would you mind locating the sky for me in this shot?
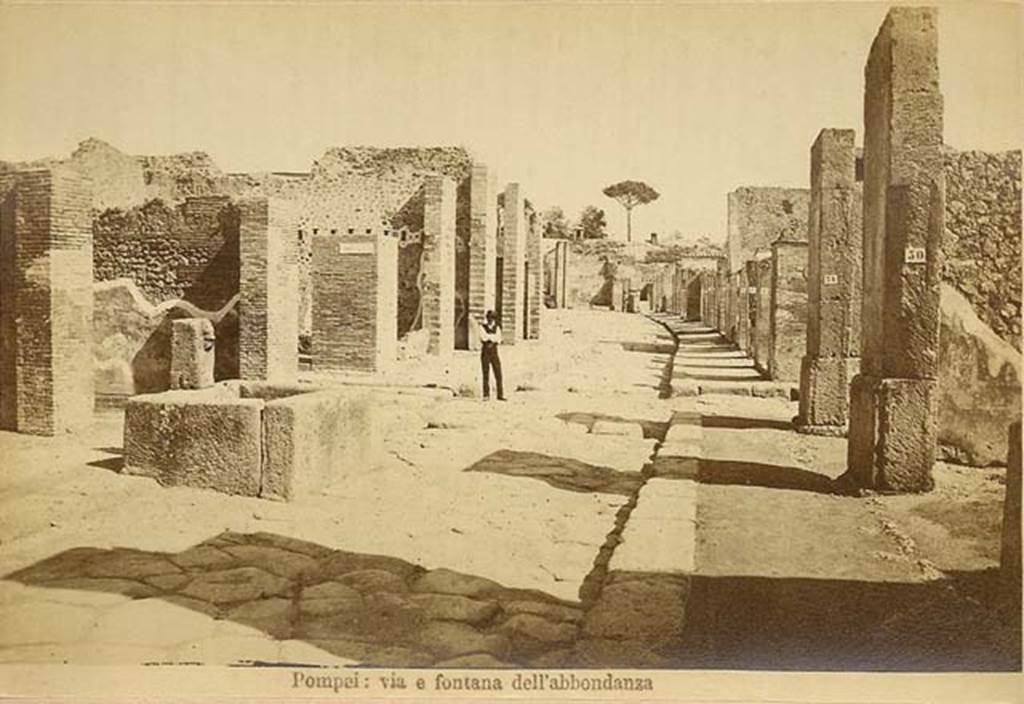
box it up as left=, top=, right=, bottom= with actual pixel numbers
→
left=0, top=1, right=1020, bottom=243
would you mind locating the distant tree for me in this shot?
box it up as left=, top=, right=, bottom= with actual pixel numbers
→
left=602, top=180, right=660, bottom=243
left=577, top=206, right=608, bottom=239
left=540, top=206, right=570, bottom=239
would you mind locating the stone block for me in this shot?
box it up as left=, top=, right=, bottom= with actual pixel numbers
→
left=796, top=355, right=859, bottom=432
left=170, top=318, right=215, bottom=390
left=847, top=375, right=937, bottom=493
left=261, top=386, right=378, bottom=500
left=123, top=386, right=263, bottom=496
left=1002, top=421, right=1021, bottom=584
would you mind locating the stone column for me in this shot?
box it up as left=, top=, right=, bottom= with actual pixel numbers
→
left=847, top=7, right=944, bottom=492
left=797, top=129, right=863, bottom=435
left=769, top=240, right=808, bottom=382
left=312, top=233, right=398, bottom=373
left=239, top=197, right=298, bottom=382
left=500, top=183, right=526, bottom=344
left=467, top=164, right=497, bottom=350
left=0, top=168, right=93, bottom=436
left=170, top=318, right=215, bottom=390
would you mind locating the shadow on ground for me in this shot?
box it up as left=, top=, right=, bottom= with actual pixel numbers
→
left=701, top=415, right=793, bottom=431
left=673, top=568, right=1022, bottom=671
left=698, top=459, right=837, bottom=495
left=4, top=531, right=585, bottom=668
left=465, top=450, right=644, bottom=496
left=555, top=412, right=669, bottom=442
left=87, top=446, right=125, bottom=473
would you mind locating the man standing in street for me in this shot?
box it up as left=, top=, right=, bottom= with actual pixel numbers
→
left=478, top=310, right=506, bottom=401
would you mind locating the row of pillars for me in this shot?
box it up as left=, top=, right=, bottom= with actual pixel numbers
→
left=0, top=165, right=544, bottom=434
left=700, top=7, right=961, bottom=494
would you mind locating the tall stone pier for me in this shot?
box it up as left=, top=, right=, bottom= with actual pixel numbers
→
left=796, top=129, right=863, bottom=434
left=239, top=197, right=299, bottom=382
left=0, top=168, right=94, bottom=436
left=847, top=7, right=945, bottom=492
left=768, top=240, right=808, bottom=382
left=499, top=183, right=526, bottom=344
left=422, top=176, right=456, bottom=355
left=466, top=164, right=497, bottom=350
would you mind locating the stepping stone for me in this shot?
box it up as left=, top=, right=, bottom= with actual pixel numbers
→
left=409, top=593, right=499, bottom=625
left=411, top=569, right=501, bottom=598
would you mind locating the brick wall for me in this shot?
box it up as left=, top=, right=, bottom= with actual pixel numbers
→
left=312, top=233, right=396, bottom=372
left=500, top=184, right=526, bottom=343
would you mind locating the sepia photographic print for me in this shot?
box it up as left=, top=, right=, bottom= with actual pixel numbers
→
left=0, top=1, right=1021, bottom=702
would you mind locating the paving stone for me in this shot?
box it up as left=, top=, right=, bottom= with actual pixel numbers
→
left=295, top=591, right=425, bottom=643
left=42, top=577, right=160, bottom=600
left=169, top=545, right=238, bottom=571
left=410, top=568, right=502, bottom=598
left=143, top=573, right=191, bottom=592
left=179, top=567, right=292, bottom=604
left=416, top=621, right=509, bottom=660
left=307, top=551, right=422, bottom=583
left=298, top=583, right=364, bottom=617
left=500, top=600, right=583, bottom=623
left=243, top=531, right=336, bottom=559
left=409, top=593, right=499, bottom=625
left=226, top=597, right=295, bottom=639
left=337, top=568, right=409, bottom=593
left=82, top=550, right=181, bottom=579
left=434, top=653, right=513, bottom=668
left=222, top=545, right=318, bottom=580
left=498, top=613, right=577, bottom=657
left=305, top=637, right=374, bottom=662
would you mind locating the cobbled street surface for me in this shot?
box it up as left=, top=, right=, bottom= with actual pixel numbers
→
left=0, top=309, right=1017, bottom=669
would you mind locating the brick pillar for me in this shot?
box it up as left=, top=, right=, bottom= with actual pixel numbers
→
left=312, top=233, right=398, bottom=373
left=0, top=168, right=93, bottom=436
left=847, top=7, right=944, bottom=492
left=500, top=183, right=526, bottom=344
left=769, top=241, right=808, bottom=382
left=797, top=129, right=863, bottom=435
left=467, top=164, right=497, bottom=350
left=422, top=176, right=456, bottom=355
left=170, top=318, right=215, bottom=389
left=239, top=197, right=298, bottom=382
left=526, top=206, right=541, bottom=338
